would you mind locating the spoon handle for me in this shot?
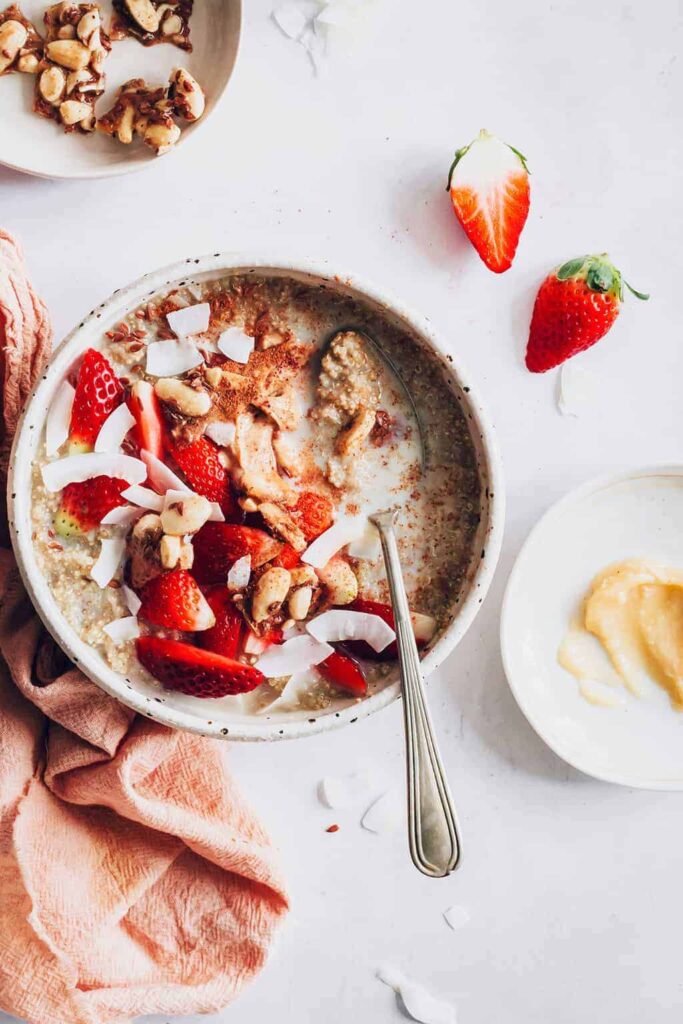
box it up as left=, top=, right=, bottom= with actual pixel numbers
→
left=371, top=511, right=461, bottom=877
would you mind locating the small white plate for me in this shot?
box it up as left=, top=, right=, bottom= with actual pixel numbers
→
left=501, top=466, right=683, bottom=789
left=0, top=0, right=241, bottom=179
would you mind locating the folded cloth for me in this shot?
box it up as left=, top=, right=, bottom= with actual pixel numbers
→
left=0, top=232, right=289, bottom=1024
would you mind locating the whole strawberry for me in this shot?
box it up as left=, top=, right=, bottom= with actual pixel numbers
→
left=526, top=254, right=648, bottom=373
left=447, top=129, right=530, bottom=274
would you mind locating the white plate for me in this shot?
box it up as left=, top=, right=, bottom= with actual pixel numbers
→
left=0, top=0, right=241, bottom=179
left=501, top=466, right=683, bottom=789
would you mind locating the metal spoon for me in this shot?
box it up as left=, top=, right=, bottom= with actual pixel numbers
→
left=371, top=509, right=461, bottom=877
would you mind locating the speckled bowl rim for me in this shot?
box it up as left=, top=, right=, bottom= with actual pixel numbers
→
left=8, top=253, right=505, bottom=741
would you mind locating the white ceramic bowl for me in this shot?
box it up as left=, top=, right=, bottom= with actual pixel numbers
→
left=9, top=254, right=504, bottom=740
left=501, top=466, right=683, bottom=789
left=0, top=0, right=241, bottom=180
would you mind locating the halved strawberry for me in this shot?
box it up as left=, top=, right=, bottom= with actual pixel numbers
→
left=447, top=129, right=530, bottom=274
left=54, top=476, right=128, bottom=538
left=170, top=436, right=237, bottom=518
left=136, top=636, right=265, bottom=697
left=138, top=569, right=216, bottom=632
left=128, top=381, right=164, bottom=460
left=198, top=587, right=244, bottom=659
left=344, top=599, right=431, bottom=662
left=319, top=650, right=367, bottom=697
left=68, top=348, right=123, bottom=453
left=273, top=543, right=301, bottom=570
left=192, top=522, right=282, bottom=584
left=291, top=491, right=335, bottom=542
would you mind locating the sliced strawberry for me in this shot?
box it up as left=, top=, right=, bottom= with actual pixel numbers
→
left=447, top=129, right=530, bottom=274
left=128, top=380, right=165, bottom=460
left=273, top=543, right=301, bottom=569
left=291, top=491, right=335, bottom=542
left=136, top=636, right=265, bottom=698
left=139, top=569, right=216, bottom=632
left=68, top=348, right=123, bottom=453
left=319, top=650, right=367, bottom=697
left=198, top=587, right=244, bottom=659
left=170, top=436, right=238, bottom=518
left=54, top=476, right=128, bottom=538
left=344, top=599, right=429, bottom=662
left=192, top=522, right=282, bottom=584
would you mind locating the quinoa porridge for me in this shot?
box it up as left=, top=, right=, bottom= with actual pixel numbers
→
left=30, top=272, right=483, bottom=713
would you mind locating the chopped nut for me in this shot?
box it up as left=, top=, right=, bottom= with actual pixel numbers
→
left=252, top=567, right=292, bottom=623
left=161, top=494, right=212, bottom=536
left=0, top=20, right=27, bottom=74
left=123, top=0, right=161, bottom=32
left=205, top=366, right=224, bottom=388
left=154, top=377, right=211, bottom=418
left=45, top=39, right=91, bottom=70
left=169, top=66, right=205, bottom=122
left=317, top=558, right=358, bottom=606
left=290, top=565, right=318, bottom=588
left=59, top=98, right=92, bottom=126
left=39, top=65, right=66, bottom=105
left=289, top=585, right=312, bottom=621
left=159, top=533, right=181, bottom=569
left=143, top=118, right=181, bottom=154
left=17, top=52, right=40, bottom=73
left=178, top=541, right=194, bottom=570
left=162, top=13, right=182, bottom=35
left=133, top=513, right=163, bottom=540
left=239, top=496, right=259, bottom=513
left=57, top=23, right=76, bottom=39
left=77, top=9, right=100, bottom=44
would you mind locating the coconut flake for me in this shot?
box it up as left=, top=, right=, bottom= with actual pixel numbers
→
left=217, top=327, right=254, bottom=364
left=361, top=789, right=403, bottom=834
left=256, top=668, right=321, bottom=714
left=243, top=632, right=269, bottom=657
left=301, top=515, right=366, bottom=568
left=272, top=1, right=309, bottom=38
left=166, top=302, right=211, bottom=338
left=443, top=905, right=470, bottom=931
left=103, top=616, right=140, bottom=644
left=347, top=520, right=381, bottom=561
left=318, top=771, right=375, bottom=809
left=141, top=450, right=191, bottom=495
left=307, top=609, right=395, bottom=652
left=411, top=611, right=437, bottom=643
left=228, top=554, right=252, bottom=592
left=205, top=420, right=236, bottom=448
left=557, top=358, right=600, bottom=417
left=41, top=453, right=146, bottom=493
left=100, top=504, right=144, bottom=527
left=146, top=338, right=204, bottom=377
left=376, top=965, right=456, bottom=1024
left=122, top=585, right=142, bottom=615
left=45, top=381, right=75, bottom=458
left=94, top=403, right=136, bottom=454
left=120, top=484, right=165, bottom=512
left=90, top=536, right=126, bottom=589
left=256, top=635, right=333, bottom=677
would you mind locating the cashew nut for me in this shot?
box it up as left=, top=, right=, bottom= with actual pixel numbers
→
left=317, top=558, right=358, bottom=606
left=143, top=120, right=181, bottom=154
left=46, top=39, right=91, bottom=70
left=288, top=585, right=313, bottom=621
left=0, top=21, right=27, bottom=73
left=170, top=67, right=206, bottom=122
left=252, top=568, right=291, bottom=623
left=159, top=534, right=181, bottom=569
left=124, top=0, right=161, bottom=32
left=60, top=99, right=93, bottom=126
left=154, top=377, right=211, bottom=418
left=39, top=65, right=66, bottom=105
left=161, top=494, right=212, bottom=537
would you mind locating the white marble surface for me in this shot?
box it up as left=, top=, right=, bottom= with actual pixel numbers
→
left=1, top=0, right=682, bottom=1021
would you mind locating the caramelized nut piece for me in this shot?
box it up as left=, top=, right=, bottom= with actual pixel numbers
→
left=161, top=494, right=212, bottom=536
left=154, top=377, right=211, bottom=417
left=124, top=0, right=161, bottom=32
left=205, top=366, right=223, bottom=388
left=317, top=558, right=358, bottom=605
left=39, top=65, right=66, bottom=105
left=162, top=13, right=182, bottom=35
left=159, top=533, right=181, bottom=569
left=57, top=23, right=76, bottom=39
left=77, top=9, right=100, bottom=44
left=45, top=39, right=91, bottom=70
left=17, top=52, right=40, bottom=74
left=170, top=66, right=205, bottom=122
left=252, top=568, right=292, bottom=623
left=143, top=119, right=181, bottom=154
left=60, top=99, right=93, bottom=126
left=289, top=586, right=313, bottom=621
left=0, top=21, right=27, bottom=74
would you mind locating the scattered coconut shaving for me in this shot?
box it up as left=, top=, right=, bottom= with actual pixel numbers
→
left=256, top=669, right=322, bottom=714
left=90, top=536, right=127, bottom=589
left=443, top=905, right=470, bottom=931
left=243, top=632, right=269, bottom=657
left=146, top=338, right=204, bottom=377
left=100, top=504, right=144, bottom=527
left=205, top=420, right=236, bottom=448
left=94, top=403, right=136, bottom=453
left=318, top=770, right=375, bottom=809
left=41, top=453, right=146, bottom=493
left=557, top=358, right=600, bottom=417
left=141, top=450, right=191, bottom=495
left=272, top=0, right=370, bottom=73
left=166, top=302, right=211, bottom=338
left=376, top=965, right=456, bottom=1024
left=228, top=554, right=252, bottom=592
left=256, top=634, right=333, bottom=677
left=307, top=608, right=395, bottom=651
left=217, top=327, right=254, bottom=364
left=45, top=381, right=75, bottom=458
left=347, top=520, right=381, bottom=561
left=122, top=584, right=142, bottom=615
left=361, top=789, right=402, bottom=834
left=121, top=484, right=165, bottom=512
left=301, top=515, right=366, bottom=568
left=103, top=616, right=140, bottom=644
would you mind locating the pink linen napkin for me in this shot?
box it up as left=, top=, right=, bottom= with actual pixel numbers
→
left=0, top=230, right=289, bottom=1024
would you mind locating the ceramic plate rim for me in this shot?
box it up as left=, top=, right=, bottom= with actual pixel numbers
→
left=500, top=463, right=683, bottom=790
